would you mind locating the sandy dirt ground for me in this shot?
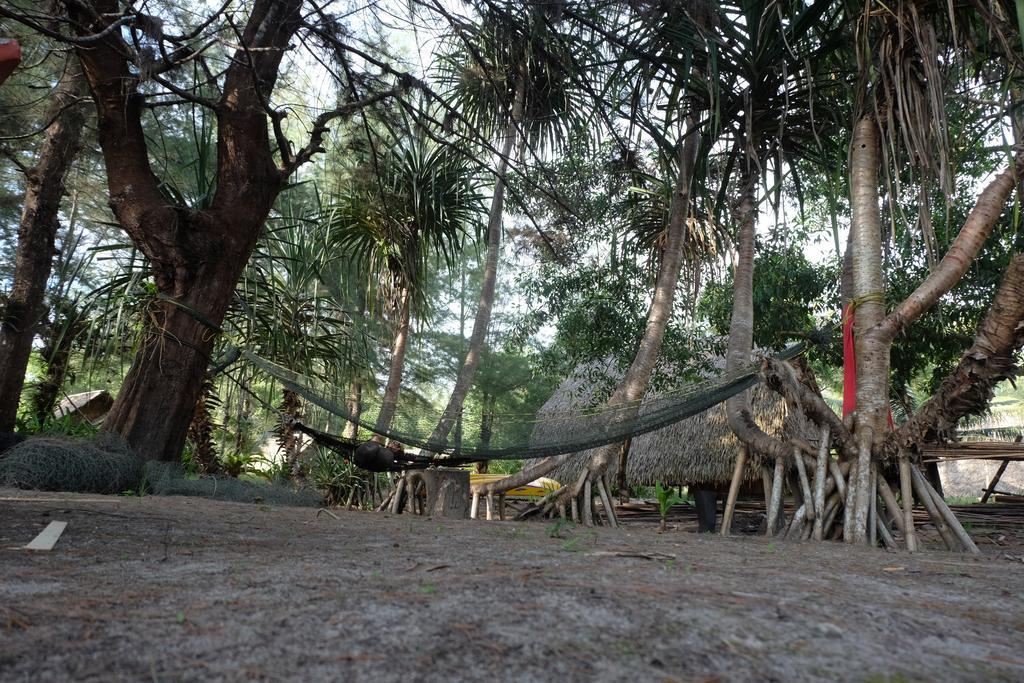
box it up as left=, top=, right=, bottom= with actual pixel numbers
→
left=2, top=488, right=1023, bottom=682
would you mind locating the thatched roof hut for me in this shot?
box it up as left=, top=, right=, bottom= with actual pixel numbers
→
left=533, top=354, right=809, bottom=488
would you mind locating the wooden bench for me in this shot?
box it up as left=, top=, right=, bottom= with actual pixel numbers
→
left=469, top=474, right=560, bottom=520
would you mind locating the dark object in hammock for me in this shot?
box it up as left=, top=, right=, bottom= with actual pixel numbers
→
left=289, top=419, right=476, bottom=472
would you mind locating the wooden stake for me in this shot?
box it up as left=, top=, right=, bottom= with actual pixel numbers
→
left=499, top=494, right=506, bottom=521
left=898, top=452, right=919, bottom=552
left=721, top=445, right=748, bottom=537
left=813, top=426, right=829, bottom=540
left=980, top=459, right=1010, bottom=503
left=470, top=492, right=480, bottom=520
left=486, top=492, right=494, bottom=521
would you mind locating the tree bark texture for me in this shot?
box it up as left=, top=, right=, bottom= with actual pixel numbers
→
left=373, top=287, right=412, bottom=440
left=0, top=57, right=87, bottom=431
left=889, top=253, right=1024, bottom=454
left=423, top=74, right=527, bottom=453
left=724, top=167, right=790, bottom=460
left=579, top=124, right=701, bottom=482
left=68, top=0, right=305, bottom=460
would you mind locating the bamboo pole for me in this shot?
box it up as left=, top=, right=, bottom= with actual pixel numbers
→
left=721, top=445, right=748, bottom=536
left=813, top=427, right=829, bottom=540
left=898, top=452, right=919, bottom=552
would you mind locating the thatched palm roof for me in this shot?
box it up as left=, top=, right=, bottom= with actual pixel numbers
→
left=533, top=354, right=807, bottom=487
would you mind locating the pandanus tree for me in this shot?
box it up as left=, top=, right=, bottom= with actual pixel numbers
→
left=835, top=2, right=1024, bottom=546
left=474, top=0, right=723, bottom=521
left=327, top=123, right=483, bottom=439
left=0, top=0, right=415, bottom=460
left=718, top=0, right=1024, bottom=547
left=421, top=0, right=593, bottom=454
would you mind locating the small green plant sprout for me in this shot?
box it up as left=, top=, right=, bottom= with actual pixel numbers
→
left=655, top=482, right=686, bottom=532
left=548, top=517, right=575, bottom=538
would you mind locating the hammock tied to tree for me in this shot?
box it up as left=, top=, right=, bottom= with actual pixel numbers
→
left=238, top=341, right=810, bottom=472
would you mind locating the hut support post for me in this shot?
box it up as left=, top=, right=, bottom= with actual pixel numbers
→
left=470, top=492, right=480, bottom=519
left=761, top=466, right=773, bottom=513
left=721, top=445, right=748, bottom=537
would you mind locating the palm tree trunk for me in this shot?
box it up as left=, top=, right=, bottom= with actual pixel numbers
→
left=422, top=74, right=527, bottom=452
left=0, top=58, right=86, bottom=431
left=848, top=117, right=887, bottom=542
left=343, top=379, right=363, bottom=440
left=373, top=287, right=412, bottom=440
left=580, top=128, right=700, bottom=480
left=724, top=162, right=791, bottom=460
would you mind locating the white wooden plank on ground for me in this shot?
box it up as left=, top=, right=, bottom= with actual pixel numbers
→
left=24, top=521, right=67, bottom=550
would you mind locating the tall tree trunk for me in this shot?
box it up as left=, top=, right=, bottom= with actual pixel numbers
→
left=724, top=162, right=790, bottom=460
left=68, top=0, right=305, bottom=461
left=422, top=74, right=527, bottom=452
left=848, top=117, right=887, bottom=542
left=576, top=125, right=700, bottom=488
left=344, top=379, right=363, bottom=440
left=373, top=287, right=412, bottom=440
left=104, top=251, right=258, bottom=460
left=0, top=57, right=86, bottom=431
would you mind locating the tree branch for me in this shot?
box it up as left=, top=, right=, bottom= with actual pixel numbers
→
left=870, top=152, right=1024, bottom=344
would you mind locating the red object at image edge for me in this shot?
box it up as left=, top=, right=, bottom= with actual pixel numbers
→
left=0, top=39, right=22, bottom=86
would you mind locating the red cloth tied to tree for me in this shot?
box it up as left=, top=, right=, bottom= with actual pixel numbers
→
left=0, top=39, right=20, bottom=86
left=842, top=303, right=894, bottom=427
